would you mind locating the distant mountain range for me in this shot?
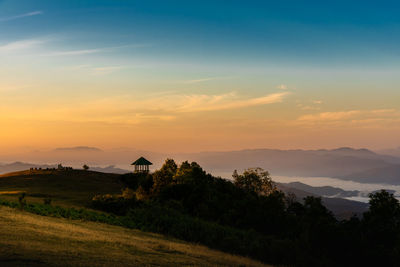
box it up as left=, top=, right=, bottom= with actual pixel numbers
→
left=1, top=146, right=400, bottom=184
left=53, top=146, right=103, bottom=152
left=176, top=147, right=400, bottom=184
left=2, top=148, right=397, bottom=218
left=340, top=165, right=400, bottom=184
left=376, top=147, right=400, bottom=158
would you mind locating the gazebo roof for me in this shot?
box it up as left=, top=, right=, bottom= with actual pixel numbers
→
left=131, top=157, right=153, bottom=166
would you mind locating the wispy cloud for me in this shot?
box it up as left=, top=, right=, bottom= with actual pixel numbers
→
left=277, top=84, right=288, bottom=90
left=61, top=64, right=125, bottom=75
left=296, top=99, right=323, bottom=111
left=91, top=66, right=125, bottom=75
left=0, top=38, right=149, bottom=60
left=0, top=39, right=44, bottom=52
left=43, top=91, right=290, bottom=124
left=74, top=91, right=290, bottom=114
left=0, top=11, right=43, bottom=22
left=298, top=110, right=361, bottom=121
left=178, top=77, right=231, bottom=84
left=296, top=109, right=400, bottom=127
left=43, top=44, right=150, bottom=57
left=43, top=49, right=102, bottom=57
left=61, top=64, right=92, bottom=71
left=297, top=105, right=321, bottom=111
left=164, top=91, right=290, bottom=112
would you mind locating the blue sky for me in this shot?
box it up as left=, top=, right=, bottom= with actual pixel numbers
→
left=0, top=0, right=399, bottom=152
left=2, top=0, right=400, bottom=66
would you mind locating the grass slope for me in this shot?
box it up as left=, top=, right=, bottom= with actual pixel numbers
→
left=0, top=170, right=122, bottom=207
left=0, top=206, right=267, bottom=267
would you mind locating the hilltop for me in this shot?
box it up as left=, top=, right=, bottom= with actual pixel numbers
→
left=0, top=162, right=128, bottom=175
left=0, top=169, right=122, bottom=206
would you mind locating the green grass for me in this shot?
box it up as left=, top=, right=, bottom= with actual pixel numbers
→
left=0, top=170, right=273, bottom=266
left=0, top=205, right=268, bottom=267
left=0, top=169, right=122, bottom=207
left=0, top=198, right=284, bottom=264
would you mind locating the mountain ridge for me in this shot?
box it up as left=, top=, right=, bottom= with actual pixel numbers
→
left=1, top=147, right=400, bottom=184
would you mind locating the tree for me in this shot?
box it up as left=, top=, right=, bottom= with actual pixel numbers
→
left=363, top=190, right=400, bottom=248
left=367, top=190, right=400, bottom=222
left=83, top=164, right=89, bottom=171
left=232, top=168, right=276, bottom=195
left=152, top=159, right=177, bottom=192
left=174, top=161, right=207, bottom=184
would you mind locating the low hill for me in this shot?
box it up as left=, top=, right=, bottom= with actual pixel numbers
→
left=0, top=169, right=122, bottom=206
left=0, top=206, right=266, bottom=267
left=281, top=181, right=360, bottom=197
left=0, top=162, right=56, bottom=175
left=276, top=183, right=369, bottom=219
left=0, top=162, right=129, bottom=175
left=0, top=169, right=369, bottom=218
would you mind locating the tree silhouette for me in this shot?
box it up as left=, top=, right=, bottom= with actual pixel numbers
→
left=152, top=159, right=177, bottom=192
left=232, top=168, right=276, bottom=195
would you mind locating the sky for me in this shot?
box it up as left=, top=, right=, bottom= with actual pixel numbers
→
left=0, top=0, right=399, bottom=153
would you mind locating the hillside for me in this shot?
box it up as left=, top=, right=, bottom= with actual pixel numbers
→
left=0, top=168, right=370, bottom=218
left=276, top=182, right=368, bottom=218
left=0, top=162, right=128, bottom=175
left=0, top=170, right=122, bottom=206
left=0, top=206, right=266, bottom=267
left=0, top=164, right=395, bottom=266
left=0, top=162, right=56, bottom=175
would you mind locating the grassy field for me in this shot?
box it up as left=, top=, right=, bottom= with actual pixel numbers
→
left=0, top=206, right=268, bottom=267
left=0, top=170, right=272, bottom=266
left=0, top=169, right=122, bottom=207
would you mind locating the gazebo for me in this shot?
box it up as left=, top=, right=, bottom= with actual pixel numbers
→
left=131, top=157, right=152, bottom=173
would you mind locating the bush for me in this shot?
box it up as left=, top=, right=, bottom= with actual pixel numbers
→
left=18, top=192, right=27, bottom=210
left=91, top=194, right=137, bottom=215
left=43, top=198, right=52, bottom=205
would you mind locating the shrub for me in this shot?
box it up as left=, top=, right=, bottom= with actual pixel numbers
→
left=43, top=198, right=52, bottom=205
left=18, top=192, right=27, bottom=210
left=91, top=194, right=136, bottom=215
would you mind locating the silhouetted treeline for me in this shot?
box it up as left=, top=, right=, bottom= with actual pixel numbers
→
left=92, top=159, right=400, bottom=266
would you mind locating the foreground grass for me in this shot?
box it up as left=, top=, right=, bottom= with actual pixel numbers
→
left=0, top=198, right=282, bottom=265
left=0, top=206, right=268, bottom=267
left=0, top=170, right=280, bottom=265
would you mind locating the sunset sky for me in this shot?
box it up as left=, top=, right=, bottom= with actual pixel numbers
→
left=0, top=0, right=399, bottom=153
